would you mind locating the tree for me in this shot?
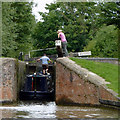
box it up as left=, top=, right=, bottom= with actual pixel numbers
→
left=84, top=25, right=118, bottom=58
left=12, top=2, right=36, bottom=57
left=2, top=2, right=17, bottom=57
left=97, top=2, right=120, bottom=29
left=32, top=2, right=119, bottom=57
left=32, top=2, right=98, bottom=54
left=2, top=2, right=36, bottom=58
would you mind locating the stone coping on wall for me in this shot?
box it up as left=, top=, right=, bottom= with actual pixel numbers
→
left=0, top=57, right=25, bottom=65
left=56, top=57, right=119, bottom=101
left=0, top=57, right=15, bottom=63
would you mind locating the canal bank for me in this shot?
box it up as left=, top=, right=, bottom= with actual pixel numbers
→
left=56, top=57, right=120, bottom=107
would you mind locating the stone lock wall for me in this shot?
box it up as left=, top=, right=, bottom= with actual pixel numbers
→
left=56, top=58, right=118, bottom=106
left=0, top=58, right=26, bottom=102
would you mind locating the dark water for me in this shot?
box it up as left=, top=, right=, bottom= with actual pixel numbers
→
left=0, top=101, right=119, bottom=119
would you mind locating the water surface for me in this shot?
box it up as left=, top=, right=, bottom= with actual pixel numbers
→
left=0, top=101, right=119, bottom=118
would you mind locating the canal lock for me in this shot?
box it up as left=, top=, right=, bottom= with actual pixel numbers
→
left=19, top=61, right=56, bottom=101
left=1, top=58, right=120, bottom=119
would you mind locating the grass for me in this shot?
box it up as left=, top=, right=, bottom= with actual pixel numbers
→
left=70, top=57, right=118, bottom=94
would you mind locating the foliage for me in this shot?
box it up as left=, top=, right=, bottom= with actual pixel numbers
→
left=32, top=2, right=99, bottom=55
left=2, top=3, right=17, bottom=57
left=2, top=2, right=119, bottom=58
left=70, top=57, right=118, bottom=94
left=2, top=2, right=36, bottom=58
left=32, top=2, right=119, bottom=58
left=84, top=25, right=118, bottom=58
left=98, top=2, right=120, bottom=29
left=12, top=2, right=36, bottom=56
left=84, top=2, right=119, bottom=58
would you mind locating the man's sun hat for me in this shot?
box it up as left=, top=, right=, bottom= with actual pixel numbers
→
left=57, top=29, right=62, bottom=33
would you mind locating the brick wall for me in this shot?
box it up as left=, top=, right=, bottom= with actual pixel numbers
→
left=56, top=58, right=118, bottom=106
left=0, top=58, right=26, bottom=102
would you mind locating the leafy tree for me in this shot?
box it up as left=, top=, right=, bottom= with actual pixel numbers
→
left=2, top=2, right=17, bottom=57
left=32, top=2, right=99, bottom=55
left=84, top=25, right=118, bottom=58
left=2, top=2, right=36, bottom=58
left=12, top=2, right=36, bottom=57
left=97, top=2, right=120, bottom=29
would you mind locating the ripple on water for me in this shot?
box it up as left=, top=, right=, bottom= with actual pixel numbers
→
left=0, top=101, right=119, bottom=118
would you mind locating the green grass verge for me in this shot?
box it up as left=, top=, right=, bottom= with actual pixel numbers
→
left=70, top=57, right=118, bottom=94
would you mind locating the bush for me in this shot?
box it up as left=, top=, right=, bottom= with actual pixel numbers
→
left=84, top=25, right=118, bottom=58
